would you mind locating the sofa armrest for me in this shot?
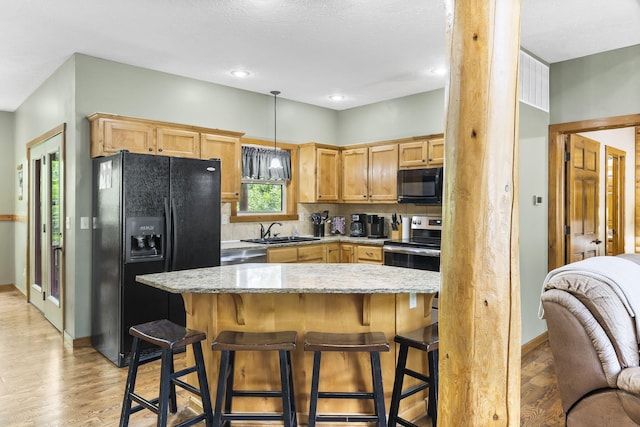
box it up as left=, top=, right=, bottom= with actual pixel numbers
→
left=618, top=367, right=640, bottom=394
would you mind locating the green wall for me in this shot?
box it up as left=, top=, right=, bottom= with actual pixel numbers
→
left=0, top=111, right=15, bottom=285
left=550, top=44, right=640, bottom=124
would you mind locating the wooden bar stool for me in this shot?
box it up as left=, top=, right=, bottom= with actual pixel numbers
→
left=211, top=330, right=298, bottom=427
left=304, top=331, right=390, bottom=427
left=387, top=323, right=439, bottom=427
left=119, top=319, right=213, bottom=427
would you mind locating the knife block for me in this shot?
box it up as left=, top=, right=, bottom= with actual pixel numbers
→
left=391, top=224, right=402, bottom=240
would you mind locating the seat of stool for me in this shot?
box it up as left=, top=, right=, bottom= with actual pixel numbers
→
left=129, top=319, right=205, bottom=350
left=212, top=330, right=297, bottom=351
left=394, top=323, right=439, bottom=352
left=304, top=331, right=390, bottom=353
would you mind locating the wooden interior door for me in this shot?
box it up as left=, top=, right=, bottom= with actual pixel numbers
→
left=605, top=146, right=626, bottom=255
left=566, top=134, right=601, bottom=262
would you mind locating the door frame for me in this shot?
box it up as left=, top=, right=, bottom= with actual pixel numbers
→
left=605, top=145, right=626, bottom=255
left=548, top=114, right=640, bottom=270
left=26, top=123, right=67, bottom=333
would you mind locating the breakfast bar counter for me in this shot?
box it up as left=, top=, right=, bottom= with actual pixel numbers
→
left=137, top=263, right=440, bottom=423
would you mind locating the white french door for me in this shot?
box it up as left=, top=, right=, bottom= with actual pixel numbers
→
left=29, top=133, right=64, bottom=331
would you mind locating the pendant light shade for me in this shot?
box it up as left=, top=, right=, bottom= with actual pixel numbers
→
left=269, top=90, right=283, bottom=169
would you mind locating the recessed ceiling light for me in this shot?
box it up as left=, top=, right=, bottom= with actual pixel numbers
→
left=329, top=95, right=345, bottom=101
left=430, top=67, right=447, bottom=75
left=230, top=70, right=251, bottom=78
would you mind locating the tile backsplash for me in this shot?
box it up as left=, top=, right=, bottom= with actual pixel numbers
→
left=220, top=202, right=441, bottom=241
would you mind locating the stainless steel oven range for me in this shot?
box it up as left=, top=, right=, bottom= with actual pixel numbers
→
left=383, top=215, right=442, bottom=272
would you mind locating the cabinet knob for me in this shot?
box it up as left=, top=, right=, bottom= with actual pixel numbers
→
left=158, top=148, right=163, bottom=152
left=235, top=192, right=239, bottom=196
left=148, top=147, right=153, bottom=152
left=363, top=195, right=366, bottom=198
left=422, top=159, right=426, bottom=162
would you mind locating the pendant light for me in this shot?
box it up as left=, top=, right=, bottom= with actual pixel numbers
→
left=269, top=90, right=283, bottom=169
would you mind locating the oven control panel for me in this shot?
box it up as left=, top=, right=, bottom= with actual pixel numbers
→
left=411, top=216, right=442, bottom=230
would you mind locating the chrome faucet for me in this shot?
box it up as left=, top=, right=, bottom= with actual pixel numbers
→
left=260, top=222, right=283, bottom=239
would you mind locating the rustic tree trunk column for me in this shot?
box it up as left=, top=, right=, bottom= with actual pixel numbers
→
left=439, top=0, right=522, bottom=425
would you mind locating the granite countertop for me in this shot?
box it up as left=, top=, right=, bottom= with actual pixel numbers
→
left=137, top=263, right=440, bottom=294
left=221, top=235, right=388, bottom=251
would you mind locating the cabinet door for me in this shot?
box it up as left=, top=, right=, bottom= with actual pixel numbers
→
left=368, top=144, right=398, bottom=202
left=316, top=148, right=340, bottom=202
left=298, top=245, right=325, bottom=263
left=103, top=119, right=155, bottom=155
left=156, top=127, right=200, bottom=158
left=356, top=245, right=383, bottom=264
left=268, top=247, right=298, bottom=263
left=398, top=140, right=428, bottom=169
left=427, top=137, right=445, bottom=166
left=325, top=243, right=340, bottom=263
left=340, top=244, right=355, bottom=263
left=201, top=133, right=241, bottom=202
left=341, top=148, right=368, bottom=202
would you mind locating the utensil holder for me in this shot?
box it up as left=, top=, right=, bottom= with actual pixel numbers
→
left=313, top=223, right=325, bottom=237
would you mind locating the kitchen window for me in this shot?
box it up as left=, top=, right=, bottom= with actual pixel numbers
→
left=231, top=139, right=298, bottom=222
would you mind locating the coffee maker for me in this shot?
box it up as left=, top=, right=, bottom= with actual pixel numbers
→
left=350, top=213, right=367, bottom=237
left=368, top=215, right=386, bottom=239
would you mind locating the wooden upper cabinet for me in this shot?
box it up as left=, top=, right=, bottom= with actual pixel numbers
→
left=341, top=144, right=397, bottom=203
left=341, top=147, right=369, bottom=202
left=368, top=144, right=398, bottom=202
left=299, top=143, right=340, bottom=202
left=200, top=133, right=242, bottom=202
left=91, top=116, right=155, bottom=157
left=89, top=114, right=244, bottom=200
left=156, top=127, right=200, bottom=158
left=398, top=135, right=445, bottom=169
left=427, top=137, right=445, bottom=166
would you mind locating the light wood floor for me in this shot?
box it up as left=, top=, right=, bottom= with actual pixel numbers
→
left=0, top=287, right=564, bottom=426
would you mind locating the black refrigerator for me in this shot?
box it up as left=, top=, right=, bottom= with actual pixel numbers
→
left=91, top=152, right=221, bottom=367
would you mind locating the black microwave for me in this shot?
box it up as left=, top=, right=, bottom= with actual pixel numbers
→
left=397, top=167, right=443, bottom=205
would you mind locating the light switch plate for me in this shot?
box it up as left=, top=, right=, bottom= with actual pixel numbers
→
left=80, top=217, right=90, bottom=229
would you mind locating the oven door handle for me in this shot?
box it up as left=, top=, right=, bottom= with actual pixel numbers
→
left=383, top=245, right=441, bottom=257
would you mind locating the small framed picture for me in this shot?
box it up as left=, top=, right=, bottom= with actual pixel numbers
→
left=17, top=164, right=23, bottom=200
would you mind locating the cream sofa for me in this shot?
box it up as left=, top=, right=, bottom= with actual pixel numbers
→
left=540, top=254, right=640, bottom=426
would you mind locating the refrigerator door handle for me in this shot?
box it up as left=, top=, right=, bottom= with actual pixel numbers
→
left=164, top=197, right=172, bottom=272
left=171, top=198, right=179, bottom=272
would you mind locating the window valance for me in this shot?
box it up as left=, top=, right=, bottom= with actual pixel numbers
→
left=241, top=146, right=291, bottom=181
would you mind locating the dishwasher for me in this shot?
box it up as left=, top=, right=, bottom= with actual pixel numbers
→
left=221, top=247, right=268, bottom=265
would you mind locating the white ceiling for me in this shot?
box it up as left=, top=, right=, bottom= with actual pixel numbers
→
left=1, top=0, right=639, bottom=112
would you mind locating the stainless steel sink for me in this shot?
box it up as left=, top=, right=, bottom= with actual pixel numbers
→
left=240, top=236, right=321, bottom=244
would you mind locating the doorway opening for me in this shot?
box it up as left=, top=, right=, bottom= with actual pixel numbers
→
left=548, top=114, right=640, bottom=270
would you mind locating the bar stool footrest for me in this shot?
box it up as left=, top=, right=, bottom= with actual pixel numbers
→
left=221, top=413, right=288, bottom=421
left=230, top=390, right=285, bottom=398
left=400, top=381, right=429, bottom=399
left=316, top=414, right=381, bottom=423
left=318, top=391, right=374, bottom=399
left=129, top=395, right=161, bottom=415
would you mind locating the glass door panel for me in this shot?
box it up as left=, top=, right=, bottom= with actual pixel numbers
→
left=28, top=134, right=64, bottom=331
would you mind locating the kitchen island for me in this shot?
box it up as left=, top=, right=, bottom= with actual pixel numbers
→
left=137, top=263, right=440, bottom=423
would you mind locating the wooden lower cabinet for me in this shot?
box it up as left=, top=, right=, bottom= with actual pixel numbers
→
left=325, top=243, right=340, bottom=263
left=340, top=243, right=355, bottom=263
left=340, top=243, right=383, bottom=264
left=268, top=244, right=325, bottom=263
left=267, top=242, right=382, bottom=264
left=356, top=245, right=383, bottom=264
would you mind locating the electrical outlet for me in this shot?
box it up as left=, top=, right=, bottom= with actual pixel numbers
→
left=409, top=293, right=417, bottom=309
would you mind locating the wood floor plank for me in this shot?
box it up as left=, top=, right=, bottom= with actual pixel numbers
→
left=0, top=288, right=564, bottom=426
